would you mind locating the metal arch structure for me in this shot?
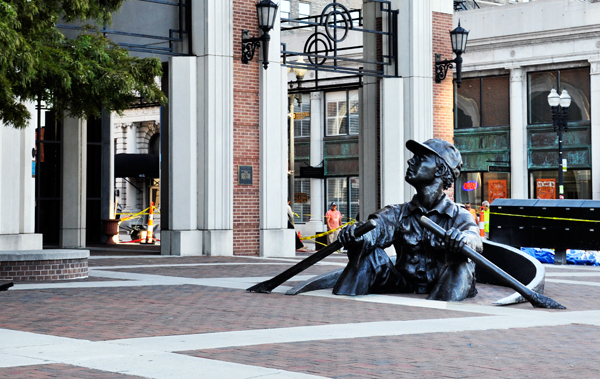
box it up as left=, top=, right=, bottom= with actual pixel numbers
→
left=58, top=0, right=191, bottom=57
left=281, top=0, right=400, bottom=79
left=454, top=0, right=480, bottom=11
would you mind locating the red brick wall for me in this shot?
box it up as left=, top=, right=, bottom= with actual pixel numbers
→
left=0, top=259, right=88, bottom=281
left=432, top=12, right=454, bottom=144
left=432, top=12, right=456, bottom=200
left=233, top=0, right=261, bottom=255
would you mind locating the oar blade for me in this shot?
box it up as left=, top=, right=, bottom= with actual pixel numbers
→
left=246, top=281, right=274, bottom=294
left=529, top=292, right=566, bottom=309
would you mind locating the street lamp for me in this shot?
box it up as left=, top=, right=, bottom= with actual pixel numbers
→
left=288, top=57, right=308, bottom=213
left=435, top=21, right=469, bottom=88
left=241, top=0, right=279, bottom=69
left=547, top=88, right=571, bottom=199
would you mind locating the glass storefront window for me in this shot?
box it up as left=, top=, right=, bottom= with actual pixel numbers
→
left=482, top=76, right=510, bottom=127
left=456, top=172, right=511, bottom=208
left=559, top=68, right=591, bottom=123
left=456, top=172, right=482, bottom=205
left=293, top=178, right=311, bottom=223
left=326, top=177, right=348, bottom=222
left=325, top=90, right=359, bottom=136
left=326, top=176, right=359, bottom=223
left=456, top=76, right=509, bottom=129
left=528, top=68, right=590, bottom=125
left=529, top=170, right=591, bottom=199
left=528, top=71, right=556, bottom=125
left=293, top=94, right=310, bottom=137
left=456, top=78, right=481, bottom=129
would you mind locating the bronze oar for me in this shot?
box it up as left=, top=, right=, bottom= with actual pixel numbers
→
left=419, top=215, right=565, bottom=309
left=247, top=220, right=376, bottom=293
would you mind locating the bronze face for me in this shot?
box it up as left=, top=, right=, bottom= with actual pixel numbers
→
left=405, top=153, right=437, bottom=186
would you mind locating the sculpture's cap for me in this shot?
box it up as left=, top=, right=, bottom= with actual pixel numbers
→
left=406, top=139, right=463, bottom=180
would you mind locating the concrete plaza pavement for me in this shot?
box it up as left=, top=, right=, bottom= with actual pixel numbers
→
left=1, top=250, right=600, bottom=378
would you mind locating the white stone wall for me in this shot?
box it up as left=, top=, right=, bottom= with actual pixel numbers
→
left=458, top=0, right=600, bottom=199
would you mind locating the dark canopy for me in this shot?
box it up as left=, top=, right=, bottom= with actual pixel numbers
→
left=114, top=154, right=159, bottom=178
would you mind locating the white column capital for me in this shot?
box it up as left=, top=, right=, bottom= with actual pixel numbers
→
left=310, top=91, right=322, bottom=100
left=589, top=59, right=600, bottom=75
left=508, top=67, right=524, bottom=82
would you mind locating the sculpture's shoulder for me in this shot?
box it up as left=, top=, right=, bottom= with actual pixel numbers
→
left=369, top=203, right=407, bottom=224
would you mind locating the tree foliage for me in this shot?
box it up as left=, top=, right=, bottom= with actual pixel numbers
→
left=0, top=0, right=166, bottom=128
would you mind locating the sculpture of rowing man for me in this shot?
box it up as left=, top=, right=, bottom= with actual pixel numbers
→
left=334, top=139, right=483, bottom=301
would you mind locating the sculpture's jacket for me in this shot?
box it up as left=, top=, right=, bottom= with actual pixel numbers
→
left=333, top=194, right=482, bottom=297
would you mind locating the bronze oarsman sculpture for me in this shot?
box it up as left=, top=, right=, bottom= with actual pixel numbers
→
left=334, top=139, right=480, bottom=301
left=248, top=139, right=564, bottom=309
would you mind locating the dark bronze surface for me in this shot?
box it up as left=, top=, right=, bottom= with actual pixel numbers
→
left=246, top=220, right=376, bottom=294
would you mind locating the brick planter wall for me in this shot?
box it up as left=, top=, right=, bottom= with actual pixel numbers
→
left=0, top=250, right=89, bottom=281
left=0, top=258, right=88, bottom=281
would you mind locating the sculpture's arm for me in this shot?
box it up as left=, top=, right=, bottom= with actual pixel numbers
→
left=338, top=205, right=403, bottom=265
left=445, top=208, right=483, bottom=254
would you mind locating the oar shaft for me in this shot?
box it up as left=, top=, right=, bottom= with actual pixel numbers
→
left=247, top=220, right=376, bottom=293
left=419, top=216, right=535, bottom=299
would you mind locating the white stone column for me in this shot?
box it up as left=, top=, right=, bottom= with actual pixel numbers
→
left=194, top=0, right=234, bottom=256
left=359, top=1, right=381, bottom=218
left=161, top=56, right=202, bottom=256
left=590, top=60, right=600, bottom=200
left=0, top=104, right=42, bottom=250
left=307, top=91, right=324, bottom=237
left=379, top=0, right=406, bottom=208
left=380, top=77, right=405, bottom=207
left=259, top=11, right=294, bottom=257
left=61, top=116, right=87, bottom=248
left=397, top=0, right=433, bottom=200
left=19, top=122, right=36, bottom=236
left=509, top=67, right=528, bottom=199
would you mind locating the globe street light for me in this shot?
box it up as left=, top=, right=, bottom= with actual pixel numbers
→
left=547, top=88, right=571, bottom=199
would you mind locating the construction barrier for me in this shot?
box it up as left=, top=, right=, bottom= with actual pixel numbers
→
left=143, top=202, right=155, bottom=244
left=479, top=210, right=485, bottom=237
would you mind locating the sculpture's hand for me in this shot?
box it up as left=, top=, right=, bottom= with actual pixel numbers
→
left=338, top=222, right=365, bottom=265
left=338, top=221, right=367, bottom=249
left=444, top=227, right=468, bottom=253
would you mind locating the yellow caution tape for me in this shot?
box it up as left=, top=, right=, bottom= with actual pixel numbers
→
left=117, top=206, right=160, bottom=222
left=300, top=220, right=356, bottom=241
left=490, top=211, right=600, bottom=223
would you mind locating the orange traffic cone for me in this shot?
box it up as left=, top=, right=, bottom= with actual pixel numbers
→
left=145, top=202, right=155, bottom=244
left=479, top=210, right=485, bottom=237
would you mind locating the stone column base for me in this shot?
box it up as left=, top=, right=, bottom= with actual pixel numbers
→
left=0, top=234, right=43, bottom=251
left=160, top=230, right=233, bottom=256
left=203, top=230, right=233, bottom=256
left=160, top=230, right=203, bottom=256
left=260, top=229, right=295, bottom=257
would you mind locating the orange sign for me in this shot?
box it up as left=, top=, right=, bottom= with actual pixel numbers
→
left=536, top=179, right=556, bottom=199
left=488, top=179, right=507, bottom=204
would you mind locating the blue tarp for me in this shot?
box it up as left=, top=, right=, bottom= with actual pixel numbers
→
left=521, top=247, right=600, bottom=266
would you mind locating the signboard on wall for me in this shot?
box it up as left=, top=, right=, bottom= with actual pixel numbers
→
left=488, top=179, right=507, bottom=204
left=536, top=178, right=556, bottom=199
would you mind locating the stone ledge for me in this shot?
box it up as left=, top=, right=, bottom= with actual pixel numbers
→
left=0, top=249, right=89, bottom=262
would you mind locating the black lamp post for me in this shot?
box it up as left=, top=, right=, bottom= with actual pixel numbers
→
left=547, top=88, right=571, bottom=199
left=242, top=0, right=279, bottom=69
left=435, top=21, right=469, bottom=88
